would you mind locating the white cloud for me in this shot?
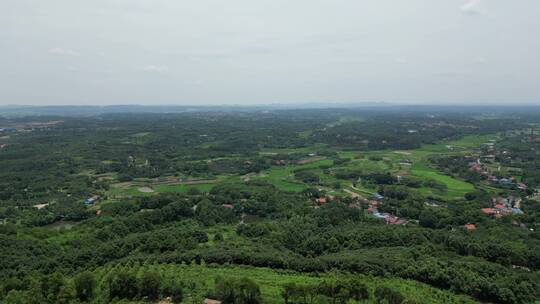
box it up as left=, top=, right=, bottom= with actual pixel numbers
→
left=141, top=65, right=169, bottom=72
left=474, top=57, right=487, bottom=64
left=460, top=0, right=482, bottom=15
left=395, top=58, right=408, bottom=64
left=48, top=47, right=80, bottom=56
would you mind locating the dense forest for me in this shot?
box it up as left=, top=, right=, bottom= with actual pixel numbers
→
left=1, top=108, right=539, bottom=304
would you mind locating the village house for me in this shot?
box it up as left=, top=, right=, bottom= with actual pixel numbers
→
left=499, top=178, right=513, bottom=186
left=84, top=195, right=100, bottom=205
left=463, top=223, right=476, bottom=231
left=316, top=197, right=327, bottom=205
left=481, top=208, right=495, bottom=215
left=367, top=203, right=406, bottom=225
left=517, top=182, right=527, bottom=190
left=373, top=212, right=406, bottom=225
left=469, top=160, right=524, bottom=189
left=512, top=208, right=524, bottom=215
left=371, top=193, right=384, bottom=201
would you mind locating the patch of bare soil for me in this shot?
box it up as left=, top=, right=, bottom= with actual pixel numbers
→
left=33, top=203, right=49, bottom=209
left=138, top=186, right=155, bottom=193
left=181, top=179, right=218, bottom=185
left=297, top=156, right=325, bottom=164
left=394, top=151, right=412, bottom=155
left=111, top=182, right=135, bottom=188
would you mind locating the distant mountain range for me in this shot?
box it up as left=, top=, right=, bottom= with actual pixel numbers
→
left=1, top=103, right=539, bottom=116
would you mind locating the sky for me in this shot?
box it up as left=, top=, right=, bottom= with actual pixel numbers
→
left=0, top=0, right=539, bottom=106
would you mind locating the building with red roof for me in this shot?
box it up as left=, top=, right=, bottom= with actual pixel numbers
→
left=495, top=204, right=505, bottom=210
left=464, top=223, right=476, bottom=231
left=481, top=208, right=495, bottom=215
left=316, top=197, right=327, bottom=205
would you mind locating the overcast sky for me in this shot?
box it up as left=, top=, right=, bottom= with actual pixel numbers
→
left=1, top=0, right=539, bottom=106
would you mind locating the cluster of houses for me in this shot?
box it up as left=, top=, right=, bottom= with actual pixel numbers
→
left=314, top=195, right=337, bottom=208
left=468, top=159, right=527, bottom=190
left=481, top=196, right=524, bottom=218
left=365, top=193, right=407, bottom=225
left=313, top=191, right=407, bottom=225
left=369, top=208, right=406, bottom=225
left=463, top=195, right=526, bottom=231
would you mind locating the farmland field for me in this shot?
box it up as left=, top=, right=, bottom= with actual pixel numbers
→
left=89, top=264, right=478, bottom=304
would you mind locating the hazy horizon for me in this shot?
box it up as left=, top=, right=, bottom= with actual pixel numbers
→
left=1, top=0, right=539, bottom=106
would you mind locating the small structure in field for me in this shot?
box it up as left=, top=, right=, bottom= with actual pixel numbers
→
left=316, top=197, right=327, bottom=205
left=33, top=203, right=49, bottom=210
left=84, top=195, right=100, bottom=205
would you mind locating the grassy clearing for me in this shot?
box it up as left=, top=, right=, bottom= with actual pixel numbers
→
left=263, top=135, right=491, bottom=198
left=334, top=137, right=485, bottom=199
left=386, top=137, right=491, bottom=199
left=153, top=183, right=215, bottom=194
left=107, top=180, right=221, bottom=197
left=326, top=116, right=365, bottom=127
left=447, top=134, right=499, bottom=148
left=262, top=159, right=333, bottom=192
left=411, top=162, right=474, bottom=198
left=259, top=144, right=327, bottom=155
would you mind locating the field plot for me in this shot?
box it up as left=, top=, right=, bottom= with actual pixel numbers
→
left=410, top=162, right=474, bottom=198
left=153, top=182, right=216, bottom=194
left=103, top=135, right=492, bottom=201
left=90, top=264, right=478, bottom=304
left=258, top=144, right=327, bottom=155
left=331, top=136, right=489, bottom=200
left=107, top=179, right=221, bottom=197
left=260, top=159, right=333, bottom=192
